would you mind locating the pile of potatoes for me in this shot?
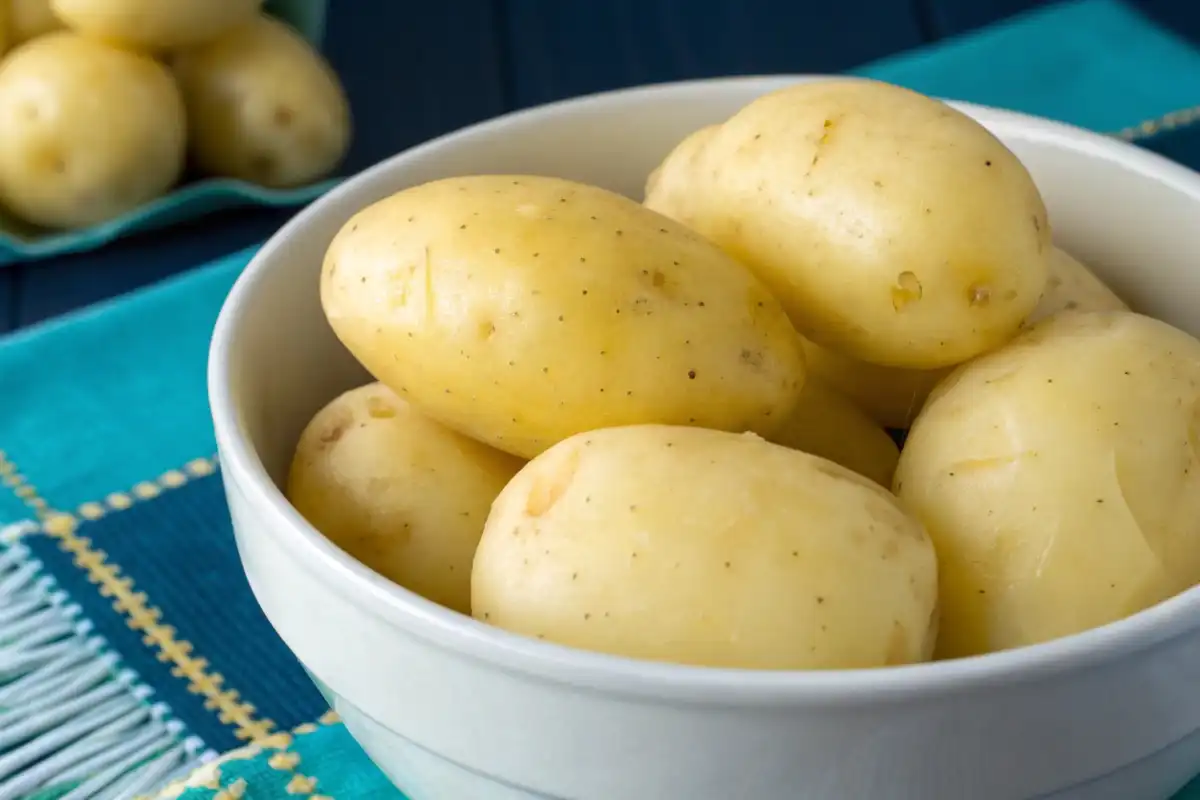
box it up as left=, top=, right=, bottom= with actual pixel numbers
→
left=288, top=78, right=1200, bottom=670
left=0, top=0, right=350, bottom=230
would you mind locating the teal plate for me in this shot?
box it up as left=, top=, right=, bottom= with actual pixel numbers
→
left=0, top=0, right=333, bottom=267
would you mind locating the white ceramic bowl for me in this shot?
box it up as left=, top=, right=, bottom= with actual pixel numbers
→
left=209, top=76, right=1200, bottom=800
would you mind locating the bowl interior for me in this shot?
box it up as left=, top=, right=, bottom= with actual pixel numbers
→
left=218, top=74, right=1200, bottom=585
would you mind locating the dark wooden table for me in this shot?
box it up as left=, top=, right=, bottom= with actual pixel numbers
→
left=2, top=0, right=1197, bottom=332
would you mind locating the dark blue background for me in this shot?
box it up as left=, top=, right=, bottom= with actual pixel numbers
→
left=3, top=0, right=1198, bottom=332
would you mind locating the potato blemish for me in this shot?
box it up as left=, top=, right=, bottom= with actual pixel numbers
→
left=891, top=271, right=922, bottom=311
left=365, top=395, right=396, bottom=419
left=968, top=283, right=992, bottom=307
left=525, top=447, right=581, bottom=517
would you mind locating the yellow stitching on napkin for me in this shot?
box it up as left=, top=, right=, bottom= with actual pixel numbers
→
left=1114, top=104, right=1200, bottom=142
left=10, top=455, right=221, bottom=537
left=0, top=449, right=55, bottom=519
left=40, top=512, right=281, bottom=743
left=69, top=456, right=220, bottom=524
left=143, top=713, right=345, bottom=800
left=263, top=725, right=328, bottom=798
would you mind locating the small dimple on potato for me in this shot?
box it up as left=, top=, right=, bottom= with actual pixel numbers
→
left=791, top=246, right=1124, bottom=429
left=322, top=175, right=807, bottom=458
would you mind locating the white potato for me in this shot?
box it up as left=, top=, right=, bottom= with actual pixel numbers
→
left=645, top=78, right=1051, bottom=369
left=473, top=425, right=938, bottom=670
left=287, top=383, right=524, bottom=615
left=0, top=32, right=184, bottom=228
left=769, top=377, right=900, bottom=487
left=1023, top=246, right=1128, bottom=327
left=895, top=311, right=1200, bottom=658
left=172, top=14, right=350, bottom=188
left=643, top=123, right=718, bottom=209
left=800, top=338, right=950, bottom=430
left=796, top=247, right=1126, bottom=429
left=8, top=0, right=63, bottom=45
left=50, top=0, right=261, bottom=50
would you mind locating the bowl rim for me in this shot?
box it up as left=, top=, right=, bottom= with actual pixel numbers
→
left=210, top=74, right=1200, bottom=706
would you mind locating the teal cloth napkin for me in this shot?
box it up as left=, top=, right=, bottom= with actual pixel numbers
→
left=859, top=0, right=1200, bottom=133
left=0, top=1, right=1196, bottom=798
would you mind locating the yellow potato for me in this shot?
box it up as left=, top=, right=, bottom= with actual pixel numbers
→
left=801, top=339, right=949, bottom=430
left=286, top=383, right=523, bottom=615
left=894, top=311, right=1200, bottom=658
left=322, top=175, right=807, bottom=459
left=644, top=78, right=1051, bottom=369
left=473, top=425, right=938, bottom=669
left=769, top=377, right=899, bottom=487
left=1023, top=246, right=1128, bottom=328
left=50, top=0, right=261, bottom=50
left=642, top=123, right=718, bottom=213
left=0, top=32, right=184, bottom=228
left=172, top=15, right=350, bottom=188
left=796, top=247, right=1125, bottom=429
left=8, top=0, right=64, bottom=45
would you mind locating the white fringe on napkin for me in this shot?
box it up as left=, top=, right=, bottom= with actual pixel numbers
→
left=0, top=523, right=211, bottom=800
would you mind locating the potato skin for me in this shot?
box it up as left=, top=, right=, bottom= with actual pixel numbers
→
left=894, top=311, right=1200, bottom=658
left=800, top=338, right=949, bottom=430
left=644, top=78, right=1051, bottom=369
left=768, top=377, right=899, bottom=487
left=286, top=383, right=523, bottom=615
left=797, top=247, right=1125, bottom=429
left=51, top=0, right=261, bottom=50
left=0, top=33, right=185, bottom=228
left=1023, top=246, right=1127, bottom=328
left=322, top=175, right=807, bottom=459
left=472, top=425, right=938, bottom=670
left=642, top=123, right=717, bottom=208
left=9, top=0, right=64, bottom=45
left=172, top=15, right=350, bottom=188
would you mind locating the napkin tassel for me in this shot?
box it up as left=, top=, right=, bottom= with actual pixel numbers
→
left=0, top=528, right=211, bottom=800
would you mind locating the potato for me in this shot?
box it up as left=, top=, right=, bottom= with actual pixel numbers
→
left=172, top=14, right=350, bottom=188
left=642, top=123, right=718, bottom=211
left=644, top=78, right=1051, bottom=369
left=286, top=383, right=523, bottom=615
left=8, top=0, right=64, bottom=45
left=769, top=377, right=899, bottom=487
left=0, top=33, right=184, bottom=229
left=800, top=339, right=949, bottom=430
left=472, top=425, right=938, bottom=669
left=894, top=311, right=1200, bottom=658
left=795, top=247, right=1125, bottom=429
left=1023, top=246, right=1128, bottom=328
left=50, top=0, right=261, bottom=50
left=322, top=175, right=807, bottom=459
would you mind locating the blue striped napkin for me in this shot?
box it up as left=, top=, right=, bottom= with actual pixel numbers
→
left=0, top=1, right=1197, bottom=797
